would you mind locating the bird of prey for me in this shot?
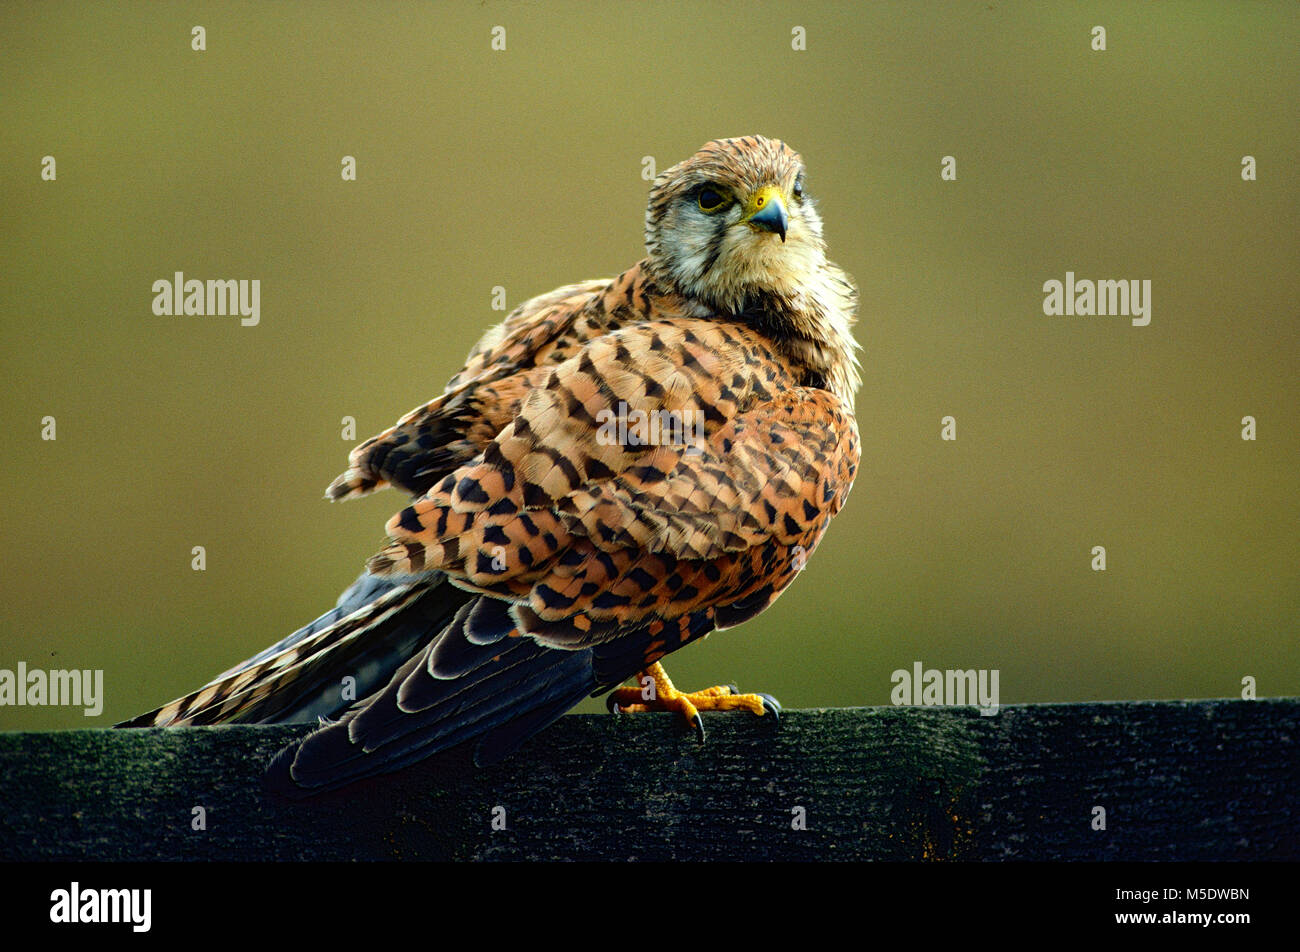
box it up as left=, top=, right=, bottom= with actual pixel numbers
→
left=119, top=135, right=861, bottom=797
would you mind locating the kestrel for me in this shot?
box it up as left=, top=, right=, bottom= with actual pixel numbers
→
left=119, top=136, right=862, bottom=797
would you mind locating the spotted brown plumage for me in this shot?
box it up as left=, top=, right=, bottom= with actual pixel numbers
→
left=118, top=136, right=861, bottom=796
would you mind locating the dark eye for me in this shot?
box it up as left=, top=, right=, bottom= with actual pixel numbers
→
left=793, top=175, right=805, bottom=201
left=696, top=187, right=727, bottom=212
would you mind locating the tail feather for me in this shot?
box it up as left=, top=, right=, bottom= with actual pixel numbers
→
left=267, top=637, right=599, bottom=796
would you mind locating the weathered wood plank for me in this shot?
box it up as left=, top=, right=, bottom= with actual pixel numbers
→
left=2, top=700, right=1296, bottom=861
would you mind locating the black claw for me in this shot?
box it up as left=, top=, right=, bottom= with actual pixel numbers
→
left=606, top=693, right=621, bottom=714
left=724, top=683, right=740, bottom=696
left=758, top=693, right=782, bottom=722
left=692, top=712, right=706, bottom=744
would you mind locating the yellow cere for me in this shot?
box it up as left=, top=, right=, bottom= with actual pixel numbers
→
left=742, top=184, right=786, bottom=222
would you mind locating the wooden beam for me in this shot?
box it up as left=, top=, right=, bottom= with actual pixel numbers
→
left=2, top=700, right=1297, bottom=861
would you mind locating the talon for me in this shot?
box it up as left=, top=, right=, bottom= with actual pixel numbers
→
left=692, top=712, right=705, bottom=744
left=606, top=684, right=645, bottom=714
left=758, top=693, right=782, bottom=722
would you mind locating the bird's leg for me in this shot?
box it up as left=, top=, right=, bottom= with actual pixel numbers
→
left=606, top=662, right=780, bottom=742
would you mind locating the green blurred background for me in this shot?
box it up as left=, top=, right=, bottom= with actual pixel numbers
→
left=2, top=1, right=1296, bottom=730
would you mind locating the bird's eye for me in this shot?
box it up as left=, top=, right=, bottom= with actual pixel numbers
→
left=793, top=175, right=805, bottom=201
left=696, top=187, right=728, bottom=212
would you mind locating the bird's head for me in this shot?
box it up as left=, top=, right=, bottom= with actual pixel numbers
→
left=643, top=135, right=860, bottom=402
left=644, top=136, right=828, bottom=316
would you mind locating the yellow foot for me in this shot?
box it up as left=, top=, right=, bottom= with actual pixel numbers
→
left=606, top=662, right=781, bottom=742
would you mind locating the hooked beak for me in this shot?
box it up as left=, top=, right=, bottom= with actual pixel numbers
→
left=740, top=184, right=788, bottom=241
